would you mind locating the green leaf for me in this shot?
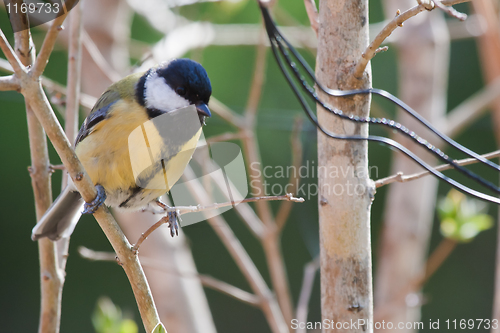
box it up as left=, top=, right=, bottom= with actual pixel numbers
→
left=151, top=323, right=167, bottom=333
left=92, top=297, right=138, bottom=333
left=438, top=189, right=493, bottom=243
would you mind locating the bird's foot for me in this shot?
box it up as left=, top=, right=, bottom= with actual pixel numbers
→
left=82, top=185, right=107, bottom=214
left=167, top=211, right=180, bottom=237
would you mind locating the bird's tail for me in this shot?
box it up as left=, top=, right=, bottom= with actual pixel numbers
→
left=32, top=177, right=84, bottom=241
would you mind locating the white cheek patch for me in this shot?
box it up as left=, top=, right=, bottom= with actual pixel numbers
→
left=144, top=71, right=190, bottom=112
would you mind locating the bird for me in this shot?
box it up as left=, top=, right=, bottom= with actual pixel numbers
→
left=32, top=58, right=212, bottom=241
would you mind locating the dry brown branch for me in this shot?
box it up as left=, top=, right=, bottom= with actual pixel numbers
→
left=296, top=257, right=320, bottom=333
left=276, top=117, right=303, bottom=231
left=354, top=0, right=471, bottom=78
left=133, top=194, right=304, bottom=252
left=303, top=0, right=319, bottom=36
left=374, top=149, right=500, bottom=188
left=79, top=246, right=261, bottom=307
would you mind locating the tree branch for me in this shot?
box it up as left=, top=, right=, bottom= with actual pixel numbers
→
left=443, top=76, right=500, bottom=138
left=31, top=0, right=78, bottom=78
left=374, top=149, right=500, bottom=188
left=0, top=29, right=26, bottom=76
left=3, top=7, right=163, bottom=330
left=354, top=0, right=471, bottom=78
left=296, top=258, right=320, bottom=333
left=181, top=166, right=289, bottom=333
left=133, top=194, right=304, bottom=251
left=0, top=75, right=19, bottom=91
left=79, top=247, right=262, bottom=307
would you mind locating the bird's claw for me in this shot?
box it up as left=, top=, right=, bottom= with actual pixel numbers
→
left=167, top=211, right=179, bottom=237
left=82, top=185, right=106, bottom=214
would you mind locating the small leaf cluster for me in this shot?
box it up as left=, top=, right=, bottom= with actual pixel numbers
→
left=438, top=189, right=493, bottom=242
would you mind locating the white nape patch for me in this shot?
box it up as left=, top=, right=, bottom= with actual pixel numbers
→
left=144, top=71, right=190, bottom=112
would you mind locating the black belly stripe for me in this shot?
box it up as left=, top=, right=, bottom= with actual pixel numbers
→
left=119, top=187, right=143, bottom=208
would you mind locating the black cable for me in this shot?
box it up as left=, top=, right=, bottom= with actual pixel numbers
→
left=259, top=4, right=500, bottom=204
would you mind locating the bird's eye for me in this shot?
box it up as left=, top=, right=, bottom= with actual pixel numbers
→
left=176, top=87, right=186, bottom=96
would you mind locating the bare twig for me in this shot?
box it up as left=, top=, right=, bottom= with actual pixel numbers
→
left=133, top=194, right=304, bottom=252
left=374, top=149, right=500, bottom=188
left=206, top=132, right=246, bottom=143
left=296, top=257, right=320, bottom=333
left=65, top=4, right=84, bottom=145
left=79, top=246, right=261, bottom=307
left=182, top=166, right=289, bottom=333
left=303, top=0, right=319, bottom=36
left=81, top=30, right=121, bottom=82
left=31, top=0, right=79, bottom=78
left=0, top=29, right=25, bottom=76
left=209, top=97, right=245, bottom=128
left=239, top=32, right=295, bottom=328
left=354, top=0, right=472, bottom=78
left=56, top=0, right=84, bottom=289
left=433, top=0, right=467, bottom=21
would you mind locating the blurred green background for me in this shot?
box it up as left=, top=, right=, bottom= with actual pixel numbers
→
left=0, top=0, right=497, bottom=332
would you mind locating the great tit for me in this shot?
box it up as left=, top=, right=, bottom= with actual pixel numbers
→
left=32, top=58, right=212, bottom=241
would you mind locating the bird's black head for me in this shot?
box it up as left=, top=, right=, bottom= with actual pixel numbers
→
left=137, top=59, right=212, bottom=124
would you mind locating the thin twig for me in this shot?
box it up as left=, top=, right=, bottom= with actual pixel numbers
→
left=374, top=149, right=500, bottom=188
left=206, top=132, right=246, bottom=143
left=182, top=166, right=289, bottom=333
left=0, top=28, right=26, bottom=76
left=133, top=194, right=304, bottom=252
left=31, top=0, right=78, bottom=78
left=65, top=3, right=84, bottom=145
left=79, top=246, right=262, bottom=307
left=353, top=0, right=472, bottom=78
left=81, top=29, right=121, bottom=82
left=296, top=257, right=320, bottom=333
left=209, top=97, right=245, bottom=128
left=433, top=0, right=467, bottom=21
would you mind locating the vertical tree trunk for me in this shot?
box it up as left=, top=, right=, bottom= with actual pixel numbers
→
left=316, top=1, right=374, bottom=332
left=374, top=2, right=449, bottom=331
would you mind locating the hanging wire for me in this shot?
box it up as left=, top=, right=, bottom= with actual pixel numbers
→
left=258, top=3, right=500, bottom=205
